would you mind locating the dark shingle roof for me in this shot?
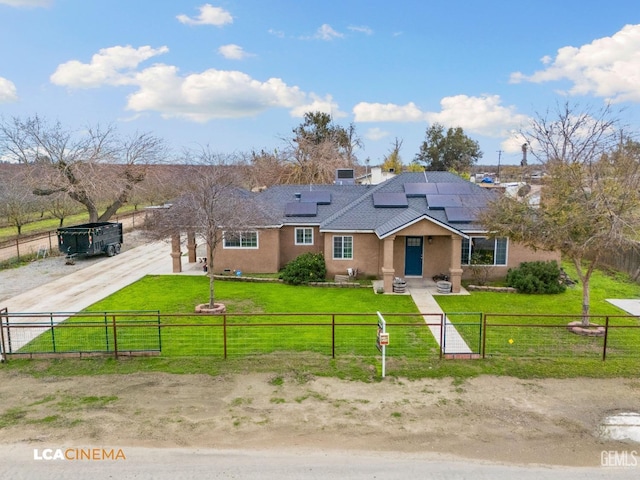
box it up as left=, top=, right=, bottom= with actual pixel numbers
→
left=253, top=172, right=496, bottom=237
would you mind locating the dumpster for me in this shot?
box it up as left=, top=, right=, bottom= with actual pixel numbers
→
left=57, top=222, right=123, bottom=259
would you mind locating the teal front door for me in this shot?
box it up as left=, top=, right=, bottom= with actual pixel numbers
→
left=404, top=237, right=423, bottom=276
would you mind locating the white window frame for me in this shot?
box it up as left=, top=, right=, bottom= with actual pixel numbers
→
left=223, top=231, right=259, bottom=249
left=333, top=235, right=353, bottom=260
left=295, top=227, right=314, bottom=245
left=461, top=236, right=508, bottom=266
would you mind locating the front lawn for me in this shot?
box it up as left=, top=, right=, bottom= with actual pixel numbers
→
left=21, top=276, right=436, bottom=357
left=437, top=263, right=640, bottom=359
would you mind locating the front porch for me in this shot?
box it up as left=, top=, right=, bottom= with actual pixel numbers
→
left=380, top=232, right=465, bottom=294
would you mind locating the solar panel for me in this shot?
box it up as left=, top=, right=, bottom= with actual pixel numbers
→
left=435, top=183, right=475, bottom=195
left=300, top=191, right=331, bottom=205
left=444, top=207, right=477, bottom=222
left=426, top=194, right=462, bottom=209
left=403, top=183, right=439, bottom=197
left=373, top=192, right=409, bottom=208
left=284, top=202, right=317, bottom=217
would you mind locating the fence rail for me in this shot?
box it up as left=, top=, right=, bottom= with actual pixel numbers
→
left=1, top=310, right=640, bottom=362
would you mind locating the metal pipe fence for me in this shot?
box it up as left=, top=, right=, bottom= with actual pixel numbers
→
left=1, top=310, right=639, bottom=361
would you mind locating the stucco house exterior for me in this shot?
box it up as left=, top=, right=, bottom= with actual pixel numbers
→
left=214, top=171, right=559, bottom=293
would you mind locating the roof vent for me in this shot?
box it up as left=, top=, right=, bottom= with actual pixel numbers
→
left=335, top=168, right=355, bottom=185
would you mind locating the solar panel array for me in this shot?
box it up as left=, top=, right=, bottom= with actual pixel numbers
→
left=284, top=202, right=318, bottom=217
left=373, top=192, right=409, bottom=208
left=300, top=191, right=331, bottom=205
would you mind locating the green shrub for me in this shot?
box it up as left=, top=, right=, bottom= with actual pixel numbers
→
left=279, top=252, right=327, bottom=285
left=506, top=260, right=566, bottom=294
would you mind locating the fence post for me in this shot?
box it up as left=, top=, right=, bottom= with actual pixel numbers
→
left=602, top=316, right=610, bottom=361
left=50, top=313, right=56, bottom=353
left=223, top=314, right=227, bottom=359
left=331, top=314, right=335, bottom=359
left=439, top=313, right=444, bottom=359
left=15, top=237, right=20, bottom=261
left=157, top=311, right=162, bottom=352
left=104, top=313, right=110, bottom=351
left=0, top=308, right=7, bottom=362
left=112, top=315, right=118, bottom=359
left=482, top=314, right=488, bottom=359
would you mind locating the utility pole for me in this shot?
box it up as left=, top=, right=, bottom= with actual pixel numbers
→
left=496, top=150, right=502, bottom=183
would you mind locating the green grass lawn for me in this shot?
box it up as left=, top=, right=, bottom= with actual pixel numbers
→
left=14, top=262, right=640, bottom=366
left=21, top=277, right=436, bottom=358
left=437, top=262, right=640, bottom=360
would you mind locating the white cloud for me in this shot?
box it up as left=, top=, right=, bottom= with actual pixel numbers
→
left=268, top=28, right=285, bottom=38
left=348, top=25, right=373, bottom=35
left=289, top=94, right=346, bottom=118
left=0, top=77, right=18, bottom=102
left=176, top=4, right=233, bottom=26
left=314, top=24, right=343, bottom=41
left=50, top=45, right=169, bottom=88
left=126, top=65, right=307, bottom=121
left=354, top=95, right=529, bottom=145
left=218, top=44, right=252, bottom=60
left=49, top=45, right=338, bottom=122
left=364, top=127, right=389, bottom=141
left=353, top=101, right=427, bottom=122
left=0, top=0, right=51, bottom=7
left=426, top=94, right=529, bottom=137
left=510, top=24, right=640, bottom=103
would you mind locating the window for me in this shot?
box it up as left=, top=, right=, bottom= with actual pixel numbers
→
left=295, top=227, right=313, bottom=245
left=333, top=235, right=353, bottom=259
left=461, top=237, right=507, bottom=265
left=223, top=231, right=258, bottom=249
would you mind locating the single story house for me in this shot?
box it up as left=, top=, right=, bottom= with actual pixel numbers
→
left=214, top=171, right=559, bottom=293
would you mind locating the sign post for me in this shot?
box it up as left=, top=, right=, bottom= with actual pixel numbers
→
left=376, top=311, right=389, bottom=378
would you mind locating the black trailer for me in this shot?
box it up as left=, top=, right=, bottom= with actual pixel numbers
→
left=57, top=222, right=123, bottom=260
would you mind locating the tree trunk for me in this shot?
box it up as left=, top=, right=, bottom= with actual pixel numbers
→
left=208, top=244, right=215, bottom=308
left=581, top=276, right=590, bottom=327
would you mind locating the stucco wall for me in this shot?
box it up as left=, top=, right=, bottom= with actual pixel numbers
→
left=278, top=226, right=323, bottom=268
left=212, top=229, right=280, bottom=274
left=461, top=241, right=561, bottom=281
left=324, top=232, right=381, bottom=278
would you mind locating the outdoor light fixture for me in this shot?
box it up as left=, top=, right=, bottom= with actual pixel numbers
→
left=427, top=236, right=433, bottom=244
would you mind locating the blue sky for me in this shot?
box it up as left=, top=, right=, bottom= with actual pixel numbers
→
left=1, top=0, right=640, bottom=166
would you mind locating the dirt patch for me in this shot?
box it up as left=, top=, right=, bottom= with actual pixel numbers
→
left=0, top=370, right=637, bottom=466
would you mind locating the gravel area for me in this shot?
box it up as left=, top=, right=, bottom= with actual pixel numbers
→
left=0, top=230, right=153, bottom=304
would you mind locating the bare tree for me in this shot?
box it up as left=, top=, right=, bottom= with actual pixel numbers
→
left=0, top=115, right=167, bottom=223
left=481, top=103, right=640, bottom=325
left=145, top=149, right=264, bottom=309
left=0, top=167, right=40, bottom=235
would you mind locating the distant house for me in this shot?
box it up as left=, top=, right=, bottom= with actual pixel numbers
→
left=214, top=172, right=559, bottom=293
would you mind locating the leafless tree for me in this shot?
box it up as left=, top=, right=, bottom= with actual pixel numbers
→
left=0, top=115, right=167, bottom=223
left=145, top=149, right=265, bottom=308
left=481, top=103, right=640, bottom=324
left=0, top=166, right=40, bottom=235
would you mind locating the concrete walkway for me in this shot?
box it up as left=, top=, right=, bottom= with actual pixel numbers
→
left=404, top=279, right=473, bottom=355
left=1, top=242, right=182, bottom=351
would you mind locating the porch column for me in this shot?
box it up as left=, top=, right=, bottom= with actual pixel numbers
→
left=382, top=235, right=396, bottom=293
left=186, top=230, right=197, bottom=263
left=171, top=233, right=182, bottom=273
left=448, top=235, right=463, bottom=293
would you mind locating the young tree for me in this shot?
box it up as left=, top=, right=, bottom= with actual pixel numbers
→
left=414, top=123, right=482, bottom=173
left=0, top=115, right=167, bottom=222
left=480, top=103, right=640, bottom=325
left=145, top=149, right=264, bottom=309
